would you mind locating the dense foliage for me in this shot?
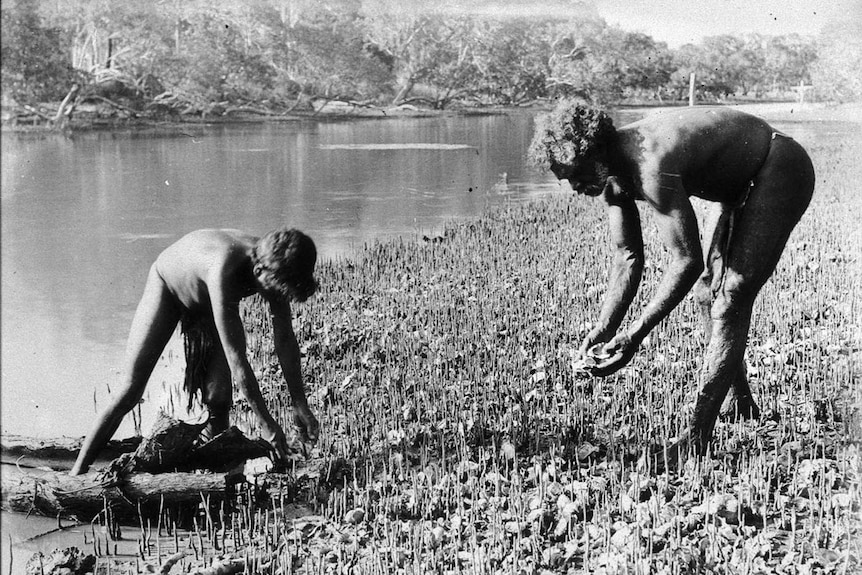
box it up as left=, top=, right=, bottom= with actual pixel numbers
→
left=0, top=0, right=84, bottom=103
left=3, top=0, right=856, bottom=116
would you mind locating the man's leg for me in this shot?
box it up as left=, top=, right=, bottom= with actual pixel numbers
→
left=72, top=266, right=180, bottom=474
left=694, top=203, right=730, bottom=346
left=695, top=206, right=760, bottom=420
left=690, top=137, right=814, bottom=454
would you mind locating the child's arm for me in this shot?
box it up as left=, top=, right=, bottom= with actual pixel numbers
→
left=270, top=298, right=319, bottom=444
left=208, top=268, right=290, bottom=461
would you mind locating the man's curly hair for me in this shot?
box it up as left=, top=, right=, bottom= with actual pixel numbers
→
left=528, top=100, right=617, bottom=168
left=252, top=228, right=318, bottom=302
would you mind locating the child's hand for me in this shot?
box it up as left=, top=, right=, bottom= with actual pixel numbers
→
left=261, top=422, right=290, bottom=464
left=294, top=409, right=319, bottom=446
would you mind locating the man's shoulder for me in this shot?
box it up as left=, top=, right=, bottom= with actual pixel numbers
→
left=627, top=106, right=764, bottom=128
left=171, top=229, right=255, bottom=256
left=621, top=107, right=772, bottom=160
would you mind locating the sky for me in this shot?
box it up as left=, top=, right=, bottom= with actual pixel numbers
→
left=422, top=0, right=859, bottom=47
left=593, top=0, right=854, bottom=47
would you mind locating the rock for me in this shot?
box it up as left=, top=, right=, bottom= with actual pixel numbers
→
left=26, top=548, right=95, bottom=575
left=343, top=508, right=365, bottom=524
left=131, top=412, right=204, bottom=473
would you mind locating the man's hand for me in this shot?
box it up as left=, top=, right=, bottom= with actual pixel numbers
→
left=585, top=332, right=639, bottom=377
left=293, top=408, right=319, bottom=446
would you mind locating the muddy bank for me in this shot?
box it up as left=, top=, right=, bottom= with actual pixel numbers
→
left=7, top=98, right=857, bottom=135
left=0, top=100, right=511, bottom=134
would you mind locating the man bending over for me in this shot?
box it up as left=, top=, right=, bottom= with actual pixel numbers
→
left=71, top=228, right=320, bottom=475
left=529, top=101, right=814, bottom=459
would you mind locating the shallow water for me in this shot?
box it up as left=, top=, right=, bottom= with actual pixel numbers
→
left=0, top=107, right=850, bottom=439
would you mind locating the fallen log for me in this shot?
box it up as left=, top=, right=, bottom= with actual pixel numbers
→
left=1, top=462, right=229, bottom=521
left=0, top=417, right=305, bottom=522
left=1, top=435, right=142, bottom=471
left=2, top=419, right=270, bottom=473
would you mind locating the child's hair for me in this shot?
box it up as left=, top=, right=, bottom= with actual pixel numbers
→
left=528, top=100, right=616, bottom=168
left=252, top=228, right=318, bottom=302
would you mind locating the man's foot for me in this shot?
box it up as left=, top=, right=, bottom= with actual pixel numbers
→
left=721, top=393, right=761, bottom=420
left=639, top=433, right=692, bottom=474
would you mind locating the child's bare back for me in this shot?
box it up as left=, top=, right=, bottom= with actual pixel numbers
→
left=153, top=229, right=260, bottom=314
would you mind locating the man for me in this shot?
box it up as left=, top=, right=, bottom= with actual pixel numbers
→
left=529, top=101, right=814, bottom=459
left=71, top=228, right=320, bottom=475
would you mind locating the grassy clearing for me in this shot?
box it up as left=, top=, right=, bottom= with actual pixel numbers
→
left=78, top=122, right=859, bottom=574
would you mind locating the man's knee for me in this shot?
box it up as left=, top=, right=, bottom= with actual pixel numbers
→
left=710, top=270, right=758, bottom=320
left=693, top=274, right=714, bottom=308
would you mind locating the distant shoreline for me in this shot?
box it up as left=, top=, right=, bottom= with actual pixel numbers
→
left=3, top=100, right=859, bottom=136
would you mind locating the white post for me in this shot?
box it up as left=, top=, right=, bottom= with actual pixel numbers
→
left=689, top=72, right=696, bottom=106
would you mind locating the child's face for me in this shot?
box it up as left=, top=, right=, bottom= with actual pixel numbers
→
left=285, top=275, right=318, bottom=303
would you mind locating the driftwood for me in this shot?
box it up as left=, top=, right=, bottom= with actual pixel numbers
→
left=1, top=417, right=279, bottom=521
left=118, top=415, right=271, bottom=474
left=21, top=104, right=54, bottom=121
left=1, top=463, right=229, bottom=520
left=186, top=426, right=271, bottom=471
left=25, top=547, right=95, bottom=575
left=2, top=417, right=270, bottom=473
left=81, top=93, right=139, bottom=117
left=1, top=435, right=142, bottom=471
left=53, top=84, right=81, bottom=125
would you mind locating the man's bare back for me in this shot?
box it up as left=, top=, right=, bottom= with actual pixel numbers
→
left=615, top=107, right=777, bottom=205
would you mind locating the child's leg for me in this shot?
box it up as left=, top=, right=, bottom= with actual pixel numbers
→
left=71, top=265, right=181, bottom=475
left=201, top=347, right=233, bottom=440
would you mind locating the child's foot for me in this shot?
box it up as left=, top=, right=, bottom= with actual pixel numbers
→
left=195, top=422, right=228, bottom=447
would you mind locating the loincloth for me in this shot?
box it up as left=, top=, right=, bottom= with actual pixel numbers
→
left=181, top=314, right=214, bottom=411
left=713, top=131, right=791, bottom=294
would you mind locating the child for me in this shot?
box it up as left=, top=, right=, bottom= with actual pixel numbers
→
left=71, top=227, right=319, bottom=475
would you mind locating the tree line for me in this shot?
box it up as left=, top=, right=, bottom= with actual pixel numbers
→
left=1, top=0, right=859, bottom=121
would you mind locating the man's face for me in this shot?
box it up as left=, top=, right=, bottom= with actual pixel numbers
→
left=550, top=158, right=606, bottom=197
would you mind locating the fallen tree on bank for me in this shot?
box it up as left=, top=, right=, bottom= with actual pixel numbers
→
left=1, top=435, right=143, bottom=471
left=1, top=463, right=230, bottom=519
left=0, top=415, right=279, bottom=522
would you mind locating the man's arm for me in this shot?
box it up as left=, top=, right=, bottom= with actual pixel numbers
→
left=581, top=181, right=645, bottom=351
left=270, top=298, right=319, bottom=444
left=589, top=171, right=703, bottom=376
left=625, top=192, right=703, bottom=344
